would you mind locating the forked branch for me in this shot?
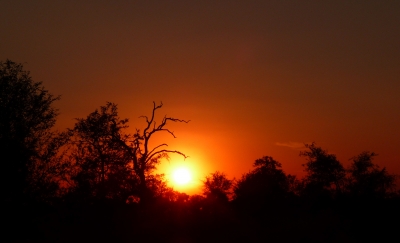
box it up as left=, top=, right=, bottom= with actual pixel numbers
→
left=130, top=102, right=190, bottom=199
left=132, top=102, right=190, bottom=167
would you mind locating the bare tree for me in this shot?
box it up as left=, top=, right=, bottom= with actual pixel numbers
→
left=123, top=102, right=190, bottom=201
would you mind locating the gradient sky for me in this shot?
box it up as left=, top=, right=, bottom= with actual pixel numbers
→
left=2, top=0, right=399, bottom=194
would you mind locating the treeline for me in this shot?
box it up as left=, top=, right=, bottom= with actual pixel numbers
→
left=206, top=146, right=396, bottom=205
left=2, top=60, right=399, bottom=242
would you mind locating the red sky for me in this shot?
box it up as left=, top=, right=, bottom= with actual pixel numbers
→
left=1, top=0, right=399, bottom=194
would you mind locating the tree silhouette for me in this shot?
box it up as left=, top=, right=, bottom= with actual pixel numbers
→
left=347, top=151, right=396, bottom=198
left=145, top=173, right=172, bottom=199
left=234, top=156, right=292, bottom=204
left=202, top=171, right=233, bottom=202
left=28, top=131, right=70, bottom=202
left=300, top=143, right=346, bottom=198
left=121, top=102, right=189, bottom=201
left=66, top=102, right=136, bottom=203
left=0, top=59, right=60, bottom=202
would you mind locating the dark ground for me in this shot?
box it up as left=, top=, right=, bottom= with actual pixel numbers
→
left=3, top=198, right=400, bottom=243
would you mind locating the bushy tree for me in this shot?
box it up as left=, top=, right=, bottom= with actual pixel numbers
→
left=0, top=60, right=60, bottom=202
left=347, top=151, right=396, bottom=198
left=65, top=102, right=137, bottom=203
left=234, top=156, right=292, bottom=204
left=202, top=171, right=233, bottom=202
left=300, top=143, right=345, bottom=198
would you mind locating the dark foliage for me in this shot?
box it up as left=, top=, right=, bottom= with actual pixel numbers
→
left=0, top=60, right=61, bottom=203
left=202, top=171, right=233, bottom=202
left=347, top=151, right=396, bottom=198
left=64, top=102, right=138, bottom=203
left=234, top=156, right=293, bottom=203
left=300, top=143, right=346, bottom=199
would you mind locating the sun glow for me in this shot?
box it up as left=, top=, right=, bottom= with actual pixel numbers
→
left=172, top=167, right=192, bottom=185
left=157, top=152, right=207, bottom=194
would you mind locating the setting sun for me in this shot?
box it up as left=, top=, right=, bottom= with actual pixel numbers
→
left=172, top=168, right=192, bottom=185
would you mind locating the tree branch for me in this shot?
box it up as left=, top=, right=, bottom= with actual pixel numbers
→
left=145, top=149, right=188, bottom=164
left=148, top=143, right=168, bottom=156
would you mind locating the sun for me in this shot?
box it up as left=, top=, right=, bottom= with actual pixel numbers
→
left=172, top=167, right=192, bottom=186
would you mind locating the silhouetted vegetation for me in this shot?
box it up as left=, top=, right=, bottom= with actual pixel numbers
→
left=300, top=143, right=346, bottom=199
left=2, top=60, right=399, bottom=242
left=64, top=102, right=136, bottom=204
left=0, top=59, right=65, bottom=204
left=347, top=151, right=396, bottom=199
left=235, top=156, right=294, bottom=201
left=202, top=171, right=234, bottom=202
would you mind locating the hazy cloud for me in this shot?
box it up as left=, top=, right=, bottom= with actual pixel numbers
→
left=275, top=142, right=307, bottom=150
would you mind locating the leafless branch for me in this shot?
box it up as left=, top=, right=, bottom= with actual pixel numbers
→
left=145, top=149, right=188, bottom=164
left=138, top=115, right=149, bottom=124
left=148, top=143, right=168, bottom=156
left=165, top=117, right=191, bottom=124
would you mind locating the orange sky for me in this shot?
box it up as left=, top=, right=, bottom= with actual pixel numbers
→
left=1, top=1, right=400, bottom=194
